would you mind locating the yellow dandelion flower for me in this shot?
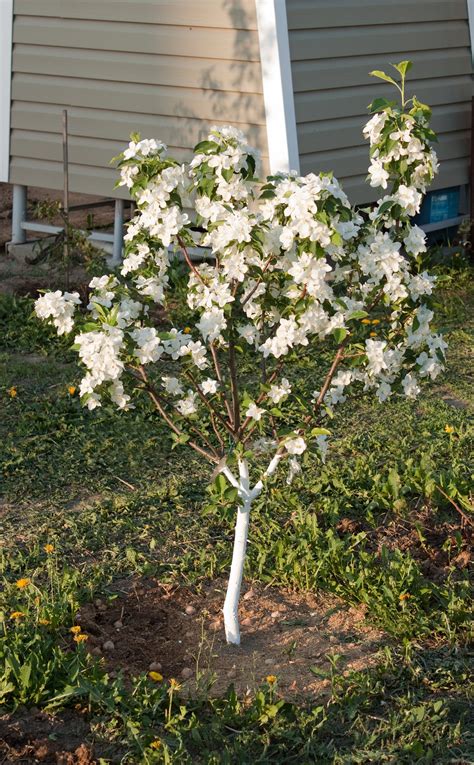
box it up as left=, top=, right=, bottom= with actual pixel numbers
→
left=444, top=425, right=455, bottom=434
left=150, top=740, right=162, bottom=750
left=371, top=319, right=381, bottom=325
left=10, top=611, right=25, bottom=620
left=399, top=593, right=411, bottom=601
left=169, top=678, right=181, bottom=690
left=70, top=625, right=82, bottom=634
left=266, top=674, right=277, bottom=684
left=149, top=671, right=163, bottom=682
left=361, top=319, right=371, bottom=325
left=39, top=618, right=50, bottom=625
left=183, top=326, right=192, bottom=334
left=7, top=386, right=17, bottom=398
left=68, top=385, right=76, bottom=396
left=16, top=578, right=30, bottom=589
left=73, top=633, right=89, bottom=643
left=44, top=544, right=54, bottom=554
left=369, top=331, right=377, bottom=337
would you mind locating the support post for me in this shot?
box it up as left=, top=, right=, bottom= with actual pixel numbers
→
left=11, top=184, right=27, bottom=244
left=112, top=198, right=124, bottom=265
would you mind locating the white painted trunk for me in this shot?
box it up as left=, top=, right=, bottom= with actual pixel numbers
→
left=223, top=494, right=252, bottom=645
left=222, top=453, right=283, bottom=644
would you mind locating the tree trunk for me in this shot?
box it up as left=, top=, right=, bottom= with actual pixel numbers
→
left=222, top=493, right=252, bottom=645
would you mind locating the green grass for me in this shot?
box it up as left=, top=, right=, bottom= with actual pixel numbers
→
left=0, top=268, right=473, bottom=763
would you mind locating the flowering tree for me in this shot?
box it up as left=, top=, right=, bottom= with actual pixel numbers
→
left=35, top=63, right=445, bottom=645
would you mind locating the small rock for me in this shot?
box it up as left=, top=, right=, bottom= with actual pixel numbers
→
left=185, top=605, right=196, bottom=616
left=243, top=590, right=254, bottom=601
left=210, top=620, right=221, bottom=631
left=241, top=617, right=252, bottom=626
left=227, top=668, right=237, bottom=679
left=113, top=620, right=123, bottom=630
left=181, top=667, right=193, bottom=680
left=264, top=658, right=274, bottom=665
left=91, top=647, right=102, bottom=657
left=270, top=611, right=279, bottom=619
left=94, top=599, right=103, bottom=608
left=103, top=640, right=115, bottom=651
left=185, top=630, right=193, bottom=638
left=149, top=661, right=162, bottom=672
left=329, top=635, right=337, bottom=644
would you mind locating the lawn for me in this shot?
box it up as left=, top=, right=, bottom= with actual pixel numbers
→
left=0, top=261, right=473, bottom=763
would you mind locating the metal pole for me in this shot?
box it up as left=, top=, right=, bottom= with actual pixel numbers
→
left=11, top=184, right=27, bottom=244
left=62, top=109, right=70, bottom=290
left=112, top=198, right=124, bottom=265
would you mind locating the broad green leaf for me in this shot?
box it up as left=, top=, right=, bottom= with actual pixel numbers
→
left=369, top=70, right=398, bottom=88
left=392, top=60, right=412, bottom=78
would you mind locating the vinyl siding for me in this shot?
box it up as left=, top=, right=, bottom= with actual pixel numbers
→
left=9, top=0, right=267, bottom=197
left=286, top=0, right=473, bottom=204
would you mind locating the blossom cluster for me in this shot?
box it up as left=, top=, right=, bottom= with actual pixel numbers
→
left=35, top=77, right=446, bottom=478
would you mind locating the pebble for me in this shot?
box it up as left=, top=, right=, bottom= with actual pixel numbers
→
left=185, top=630, right=193, bottom=638
left=91, top=647, right=102, bottom=657
left=243, top=590, right=254, bottom=601
left=241, top=617, right=252, bottom=626
left=149, top=661, right=162, bottom=672
left=113, top=620, right=123, bottom=630
left=103, top=640, right=115, bottom=651
left=181, top=667, right=193, bottom=680
left=329, top=635, right=338, bottom=644
left=270, top=611, right=280, bottom=619
left=185, top=605, right=196, bottom=616
left=264, top=658, right=274, bottom=665
left=210, top=620, right=221, bottom=631
left=226, top=668, right=237, bottom=679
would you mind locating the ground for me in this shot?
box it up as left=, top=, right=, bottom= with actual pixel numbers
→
left=0, top=188, right=472, bottom=763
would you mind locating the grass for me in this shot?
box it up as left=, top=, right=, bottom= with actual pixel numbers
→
left=0, top=265, right=473, bottom=763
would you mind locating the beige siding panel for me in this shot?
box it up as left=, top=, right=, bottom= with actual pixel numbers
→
left=10, top=102, right=268, bottom=150
left=12, top=45, right=263, bottom=93
left=295, top=77, right=471, bottom=124
left=286, top=0, right=467, bottom=29
left=9, top=156, right=126, bottom=198
left=340, top=159, right=470, bottom=205
left=289, top=21, right=469, bottom=61
left=292, top=48, right=471, bottom=92
left=300, top=131, right=470, bottom=183
left=9, top=2, right=268, bottom=196
left=14, top=1, right=259, bottom=29
left=11, top=74, right=266, bottom=125
left=288, top=0, right=472, bottom=204
left=10, top=129, right=198, bottom=167
left=13, top=16, right=261, bottom=61
left=297, top=104, right=472, bottom=154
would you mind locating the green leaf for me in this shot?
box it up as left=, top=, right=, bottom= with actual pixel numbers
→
left=392, top=60, right=412, bottom=78
left=193, top=140, right=219, bottom=154
left=369, top=70, right=399, bottom=88
left=368, top=97, right=397, bottom=113
left=309, top=666, right=330, bottom=679
left=310, top=427, right=331, bottom=437
left=332, top=327, right=348, bottom=345
left=347, top=310, right=369, bottom=321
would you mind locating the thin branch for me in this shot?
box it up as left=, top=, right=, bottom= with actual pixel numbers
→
left=240, top=255, right=273, bottom=308
left=227, top=323, right=241, bottom=436
left=184, top=370, right=231, bottom=445
left=210, top=343, right=234, bottom=424
left=134, top=366, right=219, bottom=464
left=177, top=234, right=205, bottom=285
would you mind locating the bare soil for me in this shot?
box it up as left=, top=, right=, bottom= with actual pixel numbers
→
left=77, top=578, right=385, bottom=700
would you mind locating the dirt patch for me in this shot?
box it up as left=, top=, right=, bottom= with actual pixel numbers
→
left=0, top=708, right=106, bottom=764
left=76, top=578, right=386, bottom=700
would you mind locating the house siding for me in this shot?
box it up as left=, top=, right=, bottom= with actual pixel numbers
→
left=9, top=0, right=268, bottom=197
left=286, top=0, right=473, bottom=204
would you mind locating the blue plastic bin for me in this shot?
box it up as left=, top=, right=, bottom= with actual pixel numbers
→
left=416, top=187, right=460, bottom=225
